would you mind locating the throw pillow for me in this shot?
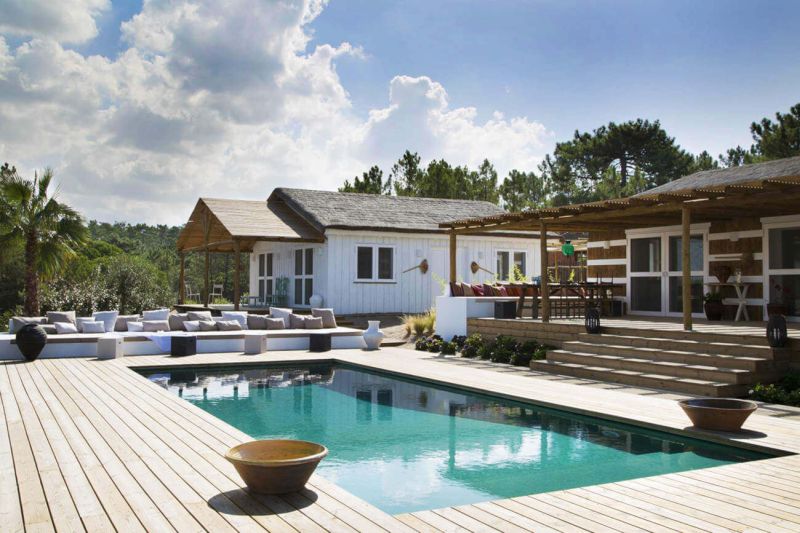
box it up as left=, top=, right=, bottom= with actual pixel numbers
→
left=8, top=316, right=47, bottom=334
left=265, top=317, right=286, bottom=330
left=461, top=283, right=475, bottom=296
left=75, top=317, right=95, bottom=332
left=482, top=283, right=496, bottom=296
left=222, top=311, right=249, bottom=329
left=53, top=322, right=78, bottom=334
left=217, top=320, right=243, bottom=331
left=471, top=284, right=485, bottom=296
left=114, top=315, right=140, bottom=332
left=127, top=322, right=144, bottom=332
left=247, top=315, right=269, bottom=330
left=304, top=316, right=324, bottom=329
left=142, top=320, right=170, bottom=332
left=449, top=281, right=464, bottom=296
left=497, top=285, right=508, bottom=296
left=81, top=321, right=106, bottom=334
left=41, top=324, right=57, bottom=335
left=269, top=307, right=293, bottom=328
left=311, top=308, right=337, bottom=328
left=168, top=313, right=188, bottom=331
left=183, top=320, right=201, bottom=332
left=187, top=310, right=213, bottom=321
left=142, top=308, right=170, bottom=321
left=47, top=311, right=76, bottom=325
left=289, top=314, right=306, bottom=329
left=92, top=310, right=119, bottom=332
left=198, top=320, right=218, bottom=331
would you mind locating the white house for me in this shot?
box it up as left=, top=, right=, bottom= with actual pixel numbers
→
left=177, top=188, right=544, bottom=314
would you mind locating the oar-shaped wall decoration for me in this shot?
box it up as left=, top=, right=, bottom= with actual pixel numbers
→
left=402, top=259, right=429, bottom=274
left=470, top=261, right=494, bottom=276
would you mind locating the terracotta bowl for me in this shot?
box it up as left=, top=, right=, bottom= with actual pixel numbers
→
left=225, top=440, right=328, bottom=494
left=678, top=398, right=758, bottom=432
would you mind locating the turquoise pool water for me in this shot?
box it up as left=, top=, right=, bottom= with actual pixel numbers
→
left=142, top=364, right=768, bottom=514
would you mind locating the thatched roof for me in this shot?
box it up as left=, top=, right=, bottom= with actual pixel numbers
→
left=271, top=188, right=506, bottom=233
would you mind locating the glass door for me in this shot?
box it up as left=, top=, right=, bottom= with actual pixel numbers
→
left=629, top=236, right=663, bottom=314
left=666, top=234, right=705, bottom=316
left=294, top=248, right=314, bottom=306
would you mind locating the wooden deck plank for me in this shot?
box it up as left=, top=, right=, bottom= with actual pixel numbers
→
left=469, top=501, right=562, bottom=533
left=552, top=489, right=680, bottom=533
left=405, top=510, right=466, bottom=533
left=0, top=366, right=25, bottom=533
left=394, top=512, right=441, bottom=533
left=488, top=498, right=583, bottom=532
left=445, top=504, right=529, bottom=533
left=0, top=365, right=55, bottom=532
left=518, top=492, right=630, bottom=532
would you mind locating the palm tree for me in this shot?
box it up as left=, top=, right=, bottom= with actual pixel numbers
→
left=0, top=168, right=87, bottom=315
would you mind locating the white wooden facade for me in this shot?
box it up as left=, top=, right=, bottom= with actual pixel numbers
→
left=249, top=230, right=540, bottom=314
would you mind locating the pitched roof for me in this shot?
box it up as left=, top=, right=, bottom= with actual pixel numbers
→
left=271, top=188, right=507, bottom=233
left=639, top=155, right=800, bottom=196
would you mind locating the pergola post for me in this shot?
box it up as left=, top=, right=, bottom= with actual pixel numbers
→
left=233, top=240, right=241, bottom=311
left=682, top=205, right=692, bottom=331
left=178, top=252, right=185, bottom=304
left=540, top=221, right=550, bottom=323
left=449, top=231, right=457, bottom=283
left=204, top=249, right=210, bottom=307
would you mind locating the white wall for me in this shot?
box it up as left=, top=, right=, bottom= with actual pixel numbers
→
left=249, top=241, right=326, bottom=308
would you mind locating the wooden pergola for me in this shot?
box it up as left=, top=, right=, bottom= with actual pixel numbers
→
left=176, top=198, right=324, bottom=309
left=441, top=169, right=800, bottom=331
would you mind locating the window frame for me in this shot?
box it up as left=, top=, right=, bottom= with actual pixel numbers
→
left=293, top=247, right=315, bottom=306
left=495, top=249, right=528, bottom=281
left=354, top=244, right=397, bottom=283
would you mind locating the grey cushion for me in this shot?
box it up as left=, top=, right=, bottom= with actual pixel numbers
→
left=269, top=307, right=293, bottom=328
left=9, top=316, right=47, bottom=334
left=289, top=314, right=305, bottom=329
left=47, top=311, right=76, bottom=325
left=265, top=317, right=286, bottom=330
left=127, top=322, right=144, bottom=332
left=81, top=321, right=106, bottom=334
left=187, top=310, right=213, bottom=321
left=183, top=320, right=201, bottom=332
left=142, top=308, right=170, bottom=321
left=222, top=311, right=248, bottom=329
left=198, top=320, right=218, bottom=331
left=216, top=320, right=243, bottom=331
left=247, top=315, right=269, bottom=330
left=41, top=324, right=57, bottom=335
left=53, top=322, right=78, bottom=334
left=92, top=310, right=119, bottom=332
left=114, top=315, right=140, bottom=332
left=75, top=317, right=95, bottom=333
left=168, top=313, right=188, bottom=331
left=142, top=320, right=170, bottom=332
left=311, top=308, right=337, bottom=329
left=304, top=316, right=324, bottom=329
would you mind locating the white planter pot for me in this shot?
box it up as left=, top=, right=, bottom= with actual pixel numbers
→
left=309, top=294, right=323, bottom=308
left=363, top=320, right=385, bottom=351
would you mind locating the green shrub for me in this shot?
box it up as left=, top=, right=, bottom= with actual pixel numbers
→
left=512, top=340, right=540, bottom=366
left=427, top=335, right=443, bottom=353
left=414, top=337, right=429, bottom=351
left=440, top=341, right=457, bottom=355
left=490, top=335, right=518, bottom=364
left=477, top=340, right=494, bottom=360
left=461, top=334, right=483, bottom=358
left=451, top=335, right=467, bottom=350
left=750, top=372, right=800, bottom=406
left=533, top=346, right=550, bottom=361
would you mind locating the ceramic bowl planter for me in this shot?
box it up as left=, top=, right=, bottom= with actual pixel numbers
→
left=226, top=440, right=328, bottom=494
left=16, top=323, right=48, bottom=362
left=363, top=320, right=385, bottom=350
left=678, top=398, right=758, bottom=432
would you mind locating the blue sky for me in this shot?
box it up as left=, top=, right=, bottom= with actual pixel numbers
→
left=1, top=0, right=798, bottom=223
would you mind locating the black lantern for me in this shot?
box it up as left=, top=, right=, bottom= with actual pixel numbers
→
left=16, top=323, right=48, bottom=361
left=766, top=314, right=788, bottom=348
left=585, top=307, right=601, bottom=334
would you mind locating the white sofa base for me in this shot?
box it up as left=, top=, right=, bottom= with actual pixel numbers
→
left=435, top=296, right=518, bottom=341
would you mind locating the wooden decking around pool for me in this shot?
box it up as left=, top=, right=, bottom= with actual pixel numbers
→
left=3, top=348, right=800, bottom=532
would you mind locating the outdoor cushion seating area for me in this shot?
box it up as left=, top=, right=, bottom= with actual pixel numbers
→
left=2, top=307, right=364, bottom=359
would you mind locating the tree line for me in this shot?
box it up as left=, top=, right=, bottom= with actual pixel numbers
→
left=340, top=102, right=800, bottom=209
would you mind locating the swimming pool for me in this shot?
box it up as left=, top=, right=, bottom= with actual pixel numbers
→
left=141, top=363, right=769, bottom=514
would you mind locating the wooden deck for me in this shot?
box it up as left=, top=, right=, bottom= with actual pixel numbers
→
left=3, top=347, right=800, bottom=532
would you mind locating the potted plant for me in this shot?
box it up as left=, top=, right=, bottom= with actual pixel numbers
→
left=703, top=292, right=724, bottom=321
left=767, top=281, right=792, bottom=317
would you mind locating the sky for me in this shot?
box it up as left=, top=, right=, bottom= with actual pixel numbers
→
left=0, top=0, right=798, bottom=224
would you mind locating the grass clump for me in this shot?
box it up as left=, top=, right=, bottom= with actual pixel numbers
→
left=404, top=309, right=436, bottom=337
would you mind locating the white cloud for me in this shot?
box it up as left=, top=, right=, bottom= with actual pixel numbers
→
left=0, top=0, right=552, bottom=224
left=0, top=0, right=109, bottom=44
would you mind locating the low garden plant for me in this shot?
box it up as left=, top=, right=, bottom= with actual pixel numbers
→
left=750, top=372, right=800, bottom=406
left=414, top=331, right=552, bottom=367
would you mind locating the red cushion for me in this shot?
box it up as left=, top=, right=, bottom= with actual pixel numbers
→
left=449, top=281, right=464, bottom=296
left=461, top=283, right=475, bottom=296
left=505, top=285, right=521, bottom=297
left=471, top=284, right=485, bottom=296
left=497, top=285, right=508, bottom=296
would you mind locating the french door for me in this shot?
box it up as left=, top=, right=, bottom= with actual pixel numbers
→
left=628, top=229, right=707, bottom=316
left=294, top=248, right=314, bottom=306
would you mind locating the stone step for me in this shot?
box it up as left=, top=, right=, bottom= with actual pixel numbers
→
left=546, top=349, right=772, bottom=384
left=562, top=341, right=774, bottom=371
left=599, top=326, right=772, bottom=347
left=577, top=332, right=778, bottom=359
left=530, top=360, right=749, bottom=397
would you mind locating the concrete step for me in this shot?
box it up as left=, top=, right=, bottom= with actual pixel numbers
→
left=562, top=341, right=774, bottom=371
left=599, top=326, right=772, bottom=347
left=578, top=332, right=778, bottom=359
left=530, top=360, right=749, bottom=397
left=546, top=349, right=774, bottom=384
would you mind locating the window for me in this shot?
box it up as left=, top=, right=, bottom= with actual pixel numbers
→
left=294, top=248, right=314, bottom=306
left=766, top=224, right=800, bottom=317
left=257, top=253, right=274, bottom=300
left=356, top=245, right=395, bottom=281
left=496, top=250, right=527, bottom=281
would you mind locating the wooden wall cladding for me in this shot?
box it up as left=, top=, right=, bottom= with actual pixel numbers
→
left=709, top=236, right=762, bottom=255
left=588, top=246, right=626, bottom=260
left=710, top=217, right=762, bottom=233
left=588, top=229, right=626, bottom=241
left=589, top=264, right=626, bottom=278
